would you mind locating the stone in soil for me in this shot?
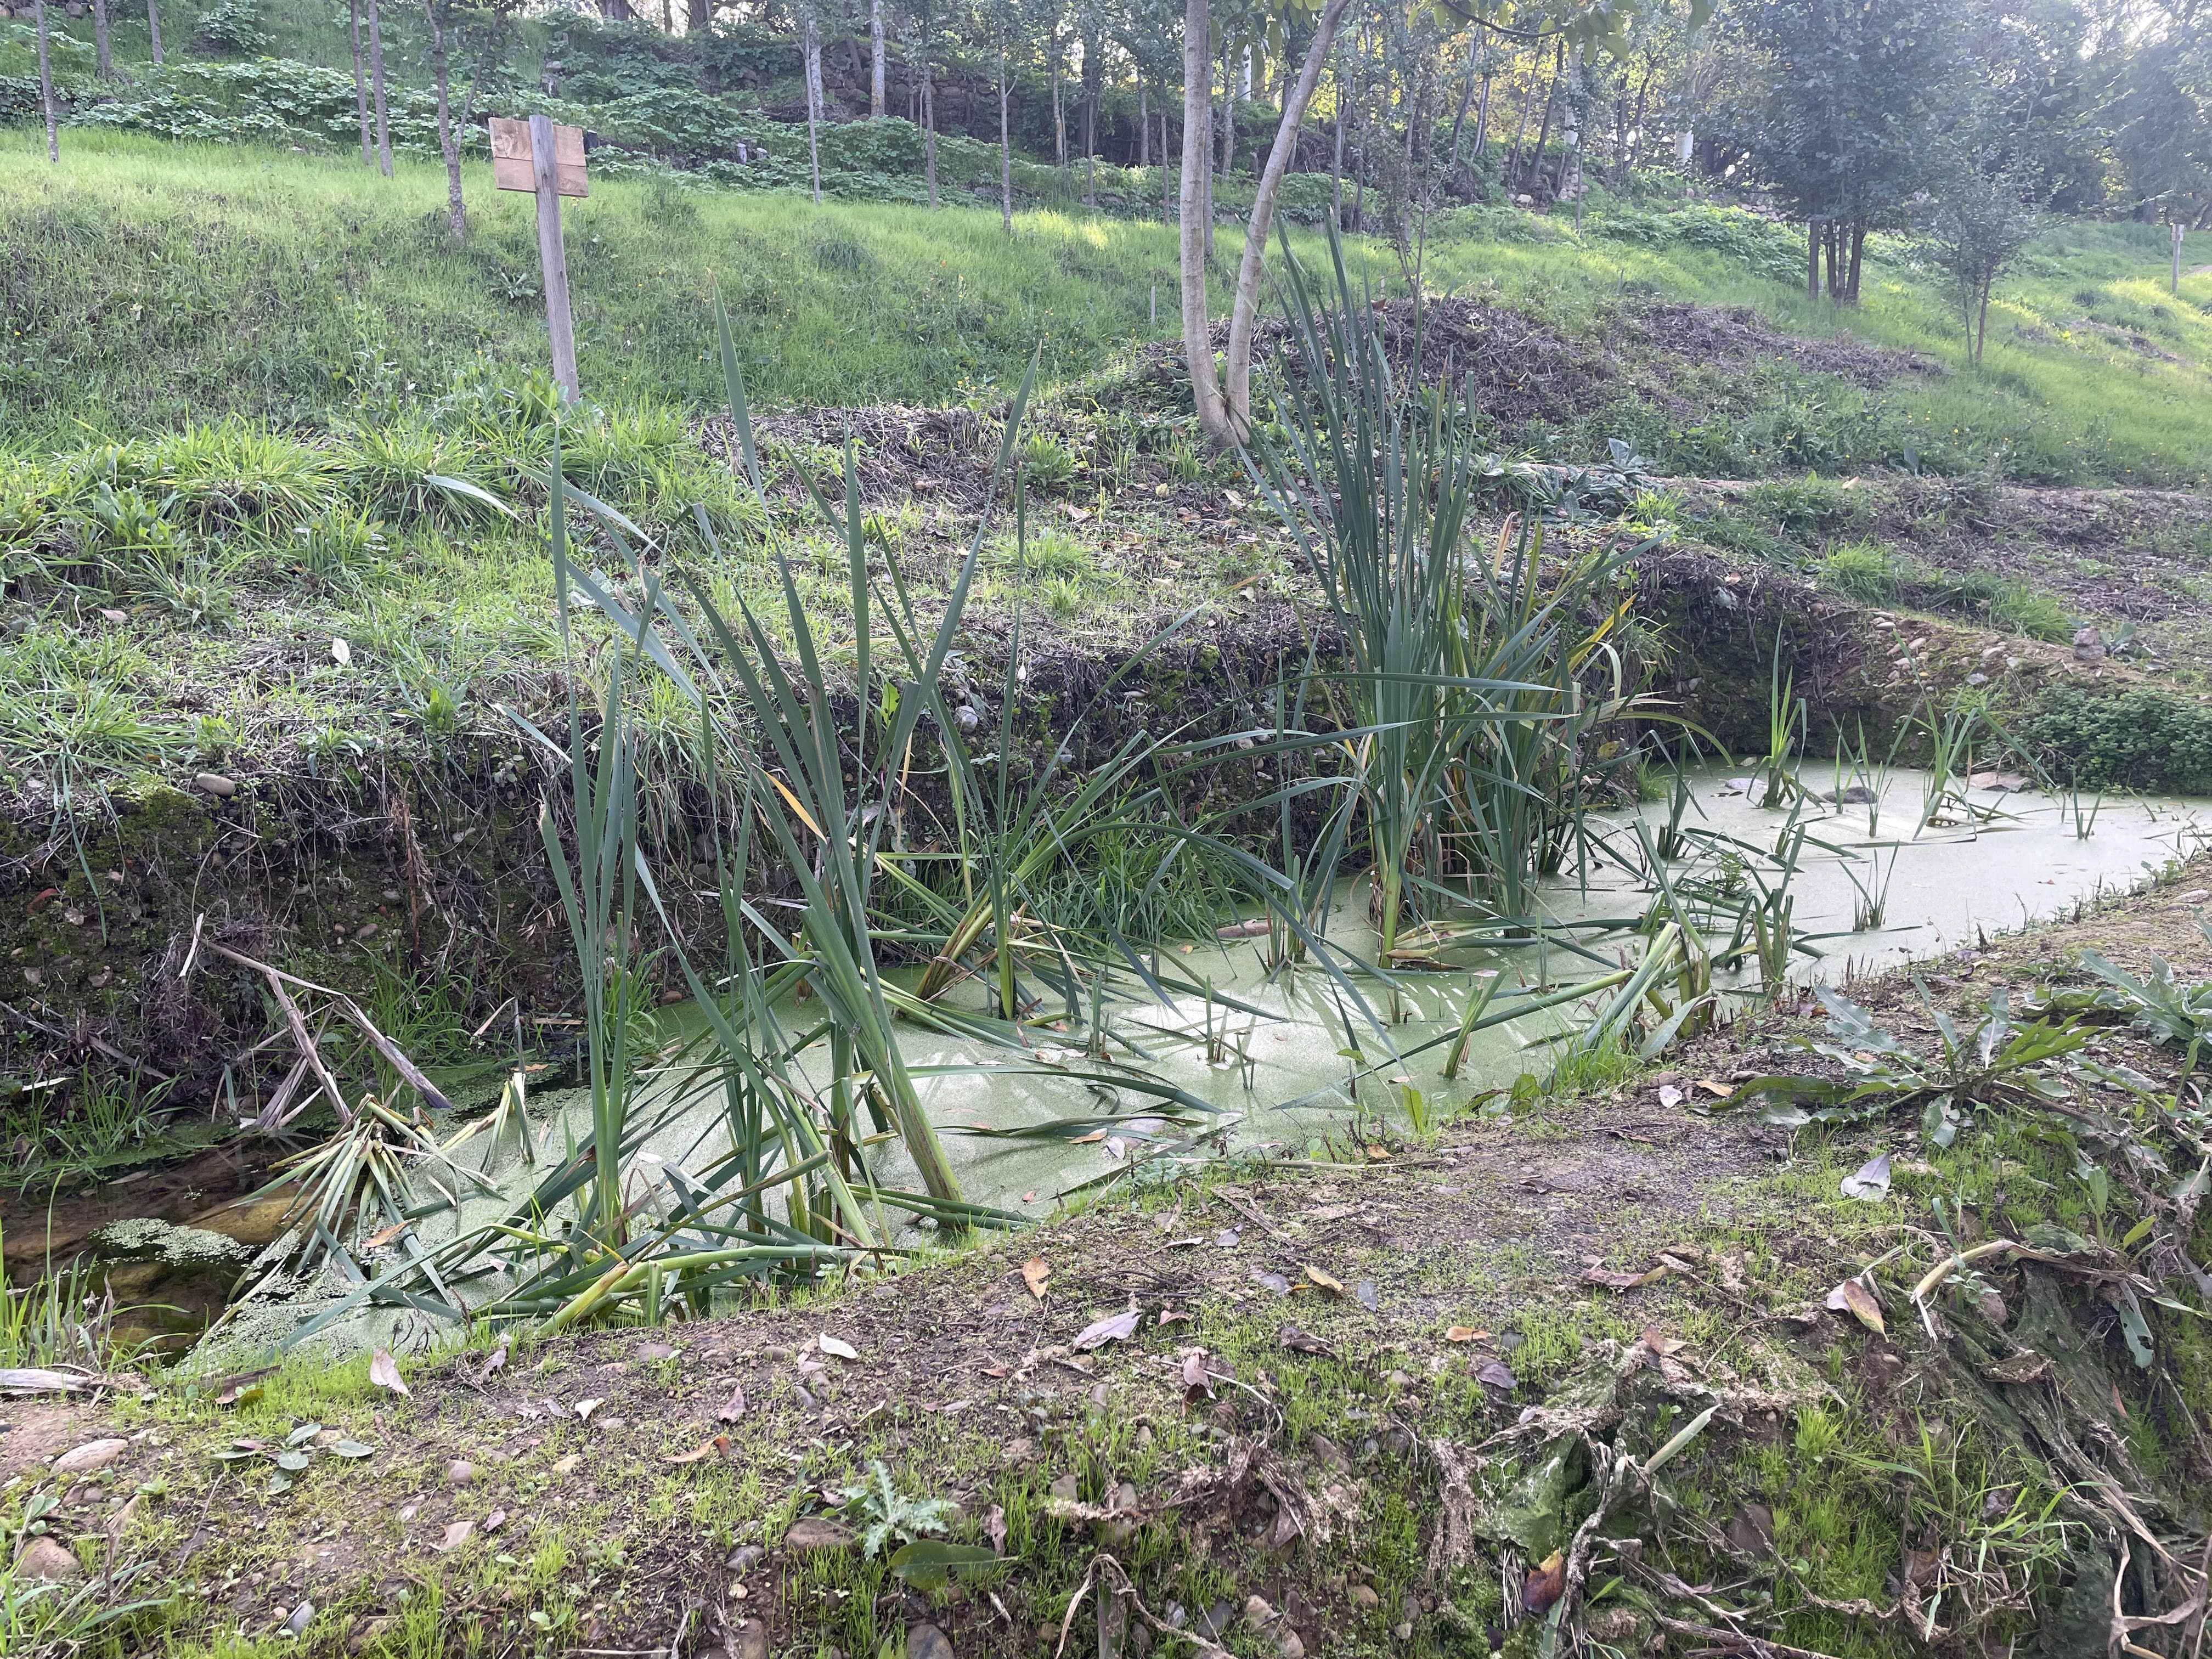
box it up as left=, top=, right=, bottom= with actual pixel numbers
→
left=905, top=1624, right=953, bottom=1659
left=15, top=1537, right=80, bottom=1581
left=783, top=1516, right=853, bottom=1552
left=53, top=1438, right=127, bottom=1475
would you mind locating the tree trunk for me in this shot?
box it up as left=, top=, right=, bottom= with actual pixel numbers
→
left=1332, top=62, right=1345, bottom=227
left=1051, top=36, right=1065, bottom=170
left=1470, top=76, right=1491, bottom=161
left=922, top=47, right=936, bottom=208
left=1554, top=48, right=1583, bottom=199
left=33, top=0, right=57, bottom=163
left=1181, top=0, right=1229, bottom=439
left=1847, top=218, right=1865, bottom=304
left=687, top=0, right=710, bottom=33
left=1806, top=218, right=1820, bottom=300
left=1506, top=59, right=1534, bottom=182
left=868, top=0, right=883, bottom=117
left=145, top=0, right=160, bottom=65
left=1624, top=64, right=1652, bottom=174
left=1139, top=81, right=1148, bottom=167
left=425, top=0, right=465, bottom=239
left=366, top=0, right=392, bottom=176
left=1527, top=45, right=1560, bottom=194
left=998, top=47, right=1011, bottom=232
left=1161, top=110, right=1172, bottom=225
left=1220, top=0, right=1352, bottom=435
left=803, top=12, right=823, bottom=205
left=349, top=0, right=372, bottom=162
left=1218, top=38, right=1234, bottom=181
left=1446, top=33, right=1479, bottom=165
left=92, top=0, right=111, bottom=80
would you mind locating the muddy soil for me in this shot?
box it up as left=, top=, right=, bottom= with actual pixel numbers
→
left=13, top=864, right=2211, bottom=1658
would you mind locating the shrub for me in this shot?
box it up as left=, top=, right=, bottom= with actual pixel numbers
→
left=2023, top=686, right=2212, bottom=794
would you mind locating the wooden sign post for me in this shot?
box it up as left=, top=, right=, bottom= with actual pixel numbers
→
left=491, top=115, right=586, bottom=403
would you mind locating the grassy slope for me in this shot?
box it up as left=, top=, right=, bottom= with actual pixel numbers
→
left=3, top=129, right=2210, bottom=478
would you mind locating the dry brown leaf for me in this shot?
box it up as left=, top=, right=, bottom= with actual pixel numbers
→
left=482, top=1509, right=507, bottom=1534
left=716, top=1384, right=747, bottom=1424
left=1278, top=1327, right=1333, bottom=1356
left=368, top=1349, right=409, bottom=1398
left=1639, top=1326, right=1686, bottom=1356
left=1444, top=1325, right=1489, bottom=1344
left=574, top=1397, right=603, bottom=1421
left=433, top=1520, right=473, bottom=1552
left=1021, top=1258, right=1051, bottom=1302
left=1522, top=1549, right=1567, bottom=1614
left=1303, top=1265, right=1347, bottom=1297
left=1826, top=1277, right=1886, bottom=1335
left=667, top=1435, right=730, bottom=1465
left=362, top=1220, right=409, bottom=1251
left=817, top=1333, right=860, bottom=1361
left=1582, top=1265, right=1667, bottom=1291
left=1695, top=1079, right=1734, bottom=1099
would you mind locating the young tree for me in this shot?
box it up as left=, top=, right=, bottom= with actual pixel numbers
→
left=803, top=6, right=825, bottom=204
left=146, top=0, right=161, bottom=65
left=870, top=0, right=886, bottom=113
left=425, top=0, right=467, bottom=238
left=92, top=0, right=112, bottom=79
left=32, top=0, right=58, bottom=163
left=349, top=0, right=374, bottom=162
left=366, top=0, right=393, bottom=176
left=1920, top=149, right=2044, bottom=366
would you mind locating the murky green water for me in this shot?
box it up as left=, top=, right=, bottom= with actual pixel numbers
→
left=210, top=768, right=2206, bottom=1353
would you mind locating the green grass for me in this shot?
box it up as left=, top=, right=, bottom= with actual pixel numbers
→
left=3, top=128, right=2210, bottom=489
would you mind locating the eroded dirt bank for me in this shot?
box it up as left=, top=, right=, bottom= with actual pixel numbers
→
left=10, top=865, right=2212, bottom=1658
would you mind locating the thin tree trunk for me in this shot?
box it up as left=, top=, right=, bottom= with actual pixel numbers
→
left=1528, top=46, right=1560, bottom=196
left=1624, top=64, right=1652, bottom=174
left=1807, top=218, right=1820, bottom=301
left=1470, top=76, right=1491, bottom=161
left=92, top=0, right=112, bottom=79
left=33, top=0, right=57, bottom=163
left=922, top=47, right=936, bottom=207
left=1847, top=218, right=1865, bottom=304
left=145, top=0, right=160, bottom=65
left=1447, top=33, right=1477, bottom=164
left=1506, top=58, right=1535, bottom=181
left=1181, top=0, right=1228, bottom=437
left=998, top=47, right=1012, bottom=232
left=1052, top=35, right=1065, bottom=170
left=349, top=0, right=372, bottom=162
left=1139, top=82, right=1148, bottom=167
left=1162, top=110, right=1172, bottom=225
left=366, top=0, right=392, bottom=176
left=687, top=0, right=709, bottom=33
left=803, top=12, right=823, bottom=205
left=425, top=0, right=465, bottom=239
left=1218, top=38, right=1234, bottom=180
left=1220, top=0, right=1352, bottom=435
left=869, top=0, right=884, bottom=116
left=1332, top=63, right=1345, bottom=227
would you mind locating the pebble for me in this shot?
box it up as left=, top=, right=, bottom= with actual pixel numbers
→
left=284, top=1600, right=314, bottom=1637
left=53, top=1438, right=128, bottom=1475
left=1048, top=1473, right=1080, bottom=1502
left=725, top=1544, right=764, bottom=1575
left=445, top=1460, right=474, bottom=1486
left=731, top=1617, right=770, bottom=1659
left=14, top=1538, right=79, bottom=1581
left=1393, top=1621, right=1414, bottom=1642
left=193, top=772, right=239, bottom=797
left=1350, top=1584, right=1380, bottom=1609
left=783, top=1516, right=854, bottom=1552
left=905, top=1624, right=953, bottom=1659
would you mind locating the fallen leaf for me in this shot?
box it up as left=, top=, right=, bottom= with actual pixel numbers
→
left=1444, top=1326, right=1489, bottom=1344
left=1840, top=1152, right=1892, bottom=1202
left=1182, top=1350, right=1215, bottom=1400
left=1695, top=1079, right=1734, bottom=1100
left=1353, top=1279, right=1379, bottom=1312
left=1475, top=1358, right=1518, bottom=1392
left=1639, top=1327, right=1686, bottom=1356
left=1826, top=1277, right=1886, bottom=1335
left=987, top=1503, right=1008, bottom=1556
left=368, top=1350, right=409, bottom=1398
left=479, top=1343, right=509, bottom=1382
left=574, top=1398, right=603, bottom=1421
left=1073, top=1307, right=1142, bottom=1351
left=716, top=1384, right=747, bottom=1424
left=668, top=1436, right=730, bottom=1465
left=331, top=636, right=352, bottom=666
left=1021, top=1258, right=1051, bottom=1302
left=1156, top=1306, right=1193, bottom=1327
left=329, top=1440, right=375, bottom=1459
left=1278, top=1327, right=1333, bottom=1356
left=362, top=1220, right=409, bottom=1251
left=1249, top=1269, right=1291, bottom=1296
left=1303, top=1265, right=1347, bottom=1297
left=1522, top=1549, right=1567, bottom=1615
left=433, top=1520, right=473, bottom=1552
left=817, top=1334, right=860, bottom=1361
left=1582, top=1265, right=1667, bottom=1291
left=550, top=1454, right=581, bottom=1476
left=1657, top=1084, right=1685, bottom=1109
left=1216, top=1228, right=1242, bottom=1247
left=482, top=1509, right=507, bottom=1535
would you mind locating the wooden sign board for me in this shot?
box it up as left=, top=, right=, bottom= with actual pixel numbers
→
left=490, top=117, right=587, bottom=198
